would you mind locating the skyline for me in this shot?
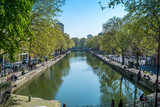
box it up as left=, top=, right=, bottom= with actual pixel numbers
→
left=59, top=0, right=127, bottom=38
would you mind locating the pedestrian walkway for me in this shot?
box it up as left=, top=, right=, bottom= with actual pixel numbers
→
left=90, top=51, right=160, bottom=106
left=0, top=54, right=65, bottom=84
left=90, top=51, right=160, bottom=86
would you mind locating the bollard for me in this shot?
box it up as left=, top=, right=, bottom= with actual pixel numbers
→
left=63, top=103, right=66, bottom=107
left=28, top=95, right=31, bottom=101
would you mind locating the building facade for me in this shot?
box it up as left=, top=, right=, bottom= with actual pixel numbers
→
left=98, top=33, right=102, bottom=36
left=57, top=23, right=64, bottom=33
left=87, top=34, right=93, bottom=39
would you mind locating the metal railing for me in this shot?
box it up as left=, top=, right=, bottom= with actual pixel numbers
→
left=75, top=102, right=127, bottom=107
left=74, top=98, right=155, bottom=107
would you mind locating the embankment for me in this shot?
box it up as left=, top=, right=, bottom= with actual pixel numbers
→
left=12, top=54, right=67, bottom=93
left=90, top=51, right=157, bottom=92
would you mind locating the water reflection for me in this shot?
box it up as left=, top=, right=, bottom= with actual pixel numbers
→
left=15, top=55, right=71, bottom=100
left=86, top=53, right=151, bottom=103
left=15, top=52, right=152, bottom=106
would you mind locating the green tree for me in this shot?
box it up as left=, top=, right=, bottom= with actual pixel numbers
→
left=72, top=37, right=80, bottom=47
left=104, top=1, right=160, bottom=104
left=100, top=17, right=128, bottom=64
left=0, top=0, right=34, bottom=61
left=85, top=36, right=101, bottom=50
left=23, top=0, right=65, bottom=64
left=79, top=38, right=86, bottom=47
left=114, top=26, right=131, bottom=65
left=63, top=33, right=75, bottom=50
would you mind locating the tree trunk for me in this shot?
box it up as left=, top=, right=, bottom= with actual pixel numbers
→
left=145, top=55, right=148, bottom=65
left=41, top=55, right=43, bottom=62
left=3, top=56, right=6, bottom=76
left=136, top=51, right=139, bottom=69
left=155, top=41, right=160, bottom=107
left=122, top=53, right=124, bottom=65
left=119, top=76, right=123, bottom=98
left=0, top=56, right=2, bottom=74
left=28, top=41, right=31, bottom=68
left=28, top=55, right=31, bottom=67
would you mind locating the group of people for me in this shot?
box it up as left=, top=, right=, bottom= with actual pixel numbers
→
left=7, top=74, right=18, bottom=81
left=29, top=62, right=36, bottom=70
left=12, top=66, right=19, bottom=72
left=110, top=94, right=147, bottom=107
left=7, top=68, right=26, bottom=81
left=111, top=99, right=123, bottom=107
left=138, top=70, right=151, bottom=81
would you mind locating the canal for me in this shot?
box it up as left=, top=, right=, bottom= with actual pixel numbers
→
left=15, top=52, right=152, bottom=106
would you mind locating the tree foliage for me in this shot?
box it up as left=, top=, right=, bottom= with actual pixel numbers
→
left=0, top=0, right=76, bottom=63
left=0, top=0, right=34, bottom=61
left=97, top=0, right=159, bottom=66
left=85, top=36, right=101, bottom=50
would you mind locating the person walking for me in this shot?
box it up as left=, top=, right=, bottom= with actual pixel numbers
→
left=111, top=99, right=115, bottom=107
left=138, top=71, right=141, bottom=81
left=140, top=93, right=147, bottom=101
left=118, top=99, right=123, bottom=107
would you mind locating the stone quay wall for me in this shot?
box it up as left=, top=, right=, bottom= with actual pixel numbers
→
left=90, top=51, right=156, bottom=92
left=12, top=54, right=67, bottom=93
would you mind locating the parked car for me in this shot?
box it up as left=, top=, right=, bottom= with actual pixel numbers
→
left=1, top=64, right=5, bottom=70
left=22, top=59, right=28, bottom=64
left=6, top=63, right=13, bottom=69
left=14, top=62, right=22, bottom=70
left=34, top=58, right=42, bottom=64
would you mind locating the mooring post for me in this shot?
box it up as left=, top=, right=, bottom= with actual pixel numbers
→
left=63, top=103, right=66, bottom=107
left=28, top=95, right=31, bottom=101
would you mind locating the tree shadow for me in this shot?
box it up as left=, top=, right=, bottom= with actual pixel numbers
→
left=2, top=96, right=22, bottom=107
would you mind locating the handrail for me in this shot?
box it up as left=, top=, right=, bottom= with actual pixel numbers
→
left=75, top=99, right=155, bottom=107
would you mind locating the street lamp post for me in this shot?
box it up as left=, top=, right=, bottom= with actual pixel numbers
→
left=134, top=76, right=137, bottom=107
left=155, top=44, right=160, bottom=107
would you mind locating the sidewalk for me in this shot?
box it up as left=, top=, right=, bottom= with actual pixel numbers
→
left=0, top=55, right=64, bottom=84
left=91, top=52, right=160, bottom=86
left=91, top=51, right=160, bottom=107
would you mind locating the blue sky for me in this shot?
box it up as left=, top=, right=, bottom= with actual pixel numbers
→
left=59, top=0, right=127, bottom=38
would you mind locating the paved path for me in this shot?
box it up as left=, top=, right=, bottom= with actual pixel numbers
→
left=91, top=52, right=160, bottom=85
left=0, top=54, right=65, bottom=84
left=90, top=52, right=160, bottom=106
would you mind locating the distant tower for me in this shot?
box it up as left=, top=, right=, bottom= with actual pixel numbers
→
left=87, top=34, right=93, bottom=39
left=57, top=23, right=64, bottom=33
left=98, top=33, right=102, bottom=36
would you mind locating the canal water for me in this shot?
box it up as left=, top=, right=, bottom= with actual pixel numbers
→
left=15, top=52, right=152, bottom=106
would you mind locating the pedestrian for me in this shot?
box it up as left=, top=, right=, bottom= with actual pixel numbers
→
left=118, top=99, right=122, bottom=107
left=33, top=62, right=36, bottom=69
left=31, top=64, right=33, bottom=70
left=14, top=75, right=18, bottom=81
left=13, top=66, right=15, bottom=72
left=147, top=75, right=151, bottom=81
left=11, top=75, right=14, bottom=81
left=140, top=93, right=147, bottom=101
left=111, top=99, right=114, bottom=107
left=138, top=71, right=141, bottom=81
left=15, top=66, right=18, bottom=72
left=22, top=68, right=24, bottom=72
left=21, top=69, right=26, bottom=75
left=7, top=77, right=10, bottom=81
